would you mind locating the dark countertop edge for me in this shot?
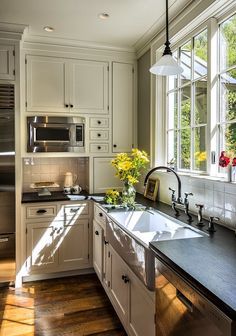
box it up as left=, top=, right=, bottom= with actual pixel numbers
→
left=21, top=191, right=91, bottom=203
left=150, top=243, right=236, bottom=320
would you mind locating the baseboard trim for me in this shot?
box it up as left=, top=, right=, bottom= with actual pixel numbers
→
left=23, top=267, right=95, bottom=282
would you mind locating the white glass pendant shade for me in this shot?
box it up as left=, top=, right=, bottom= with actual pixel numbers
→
left=150, top=54, right=183, bottom=76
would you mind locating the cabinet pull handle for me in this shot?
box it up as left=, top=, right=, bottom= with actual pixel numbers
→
left=65, top=104, right=69, bottom=108
left=97, top=146, right=101, bottom=150
left=176, top=289, right=193, bottom=312
left=95, top=230, right=99, bottom=235
left=70, top=208, right=78, bottom=213
left=99, top=212, right=103, bottom=217
left=97, top=120, right=101, bottom=124
left=36, top=209, right=47, bottom=214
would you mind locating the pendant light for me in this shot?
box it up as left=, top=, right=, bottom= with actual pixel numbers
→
left=149, top=0, right=183, bottom=76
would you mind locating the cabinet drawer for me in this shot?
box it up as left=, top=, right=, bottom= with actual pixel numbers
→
left=26, top=205, right=57, bottom=219
left=89, top=130, right=109, bottom=141
left=90, top=118, right=109, bottom=128
left=94, top=204, right=106, bottom=229
left=89, top=143, right=109, bottom=153
left=58, top=203, right=89, bottom=221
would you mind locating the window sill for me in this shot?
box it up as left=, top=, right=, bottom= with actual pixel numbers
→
left=154, top=170, right=236, bottom=184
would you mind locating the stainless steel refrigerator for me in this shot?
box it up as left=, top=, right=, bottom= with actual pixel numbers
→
left=0, top=84, right=15, bottom=285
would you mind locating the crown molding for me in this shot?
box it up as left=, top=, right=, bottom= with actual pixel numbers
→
left=23, top=33, right=136, bottom=54
left=0, top=22, right=28, bottom=40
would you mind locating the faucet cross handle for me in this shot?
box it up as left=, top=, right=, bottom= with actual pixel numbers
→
left=184, top=192, right=193, bottom=203
left=169, top=187, right=176, bottom=201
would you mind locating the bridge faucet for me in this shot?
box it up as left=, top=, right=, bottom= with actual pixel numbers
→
left=144, top=166, right=183, bottom=204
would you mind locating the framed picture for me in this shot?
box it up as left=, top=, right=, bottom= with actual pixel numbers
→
left=144, top=178, right=159, bottom=201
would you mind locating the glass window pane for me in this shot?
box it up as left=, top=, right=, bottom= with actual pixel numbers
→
left=194, top=127, right=206, bottom=171
left=167, top=130, right=177, bottom=168
left=167, top=92, right=178, bottom=129
left=181, top=85, right=191, bottom=127
left=225, top=123, right=236, bottom=153
left=194, top=30, right=207, bottom=79
left=180, top=40, right=191, bottom=84
left=195, top=79, right=207, bottom=124
left=220, top=14, right=236, bottom=70
left=220, top=70, right=236, bottom=122
left=219, top=124, right=236, bottom=173
left=180, top=128, right=191, bottom=169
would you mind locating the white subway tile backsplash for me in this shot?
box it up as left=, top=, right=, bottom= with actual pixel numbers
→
left=156, top=172, right=236, bottom=231
left=23, top=157, right=89, bottom=192
left=224, top=210, right=236, bottom=230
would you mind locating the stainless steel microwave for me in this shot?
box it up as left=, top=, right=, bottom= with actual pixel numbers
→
left=27, top=116, right=85, bottom=152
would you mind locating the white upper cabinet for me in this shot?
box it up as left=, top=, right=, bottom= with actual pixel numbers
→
left=26, top=56, right=68, bottom=112
left=112, top=62, right=134, bottom=153
left=26, top=55, right=109, bottom=114
left=0, top=45, right=15, bottom=80
left=70, top=60, right=108, bottom=114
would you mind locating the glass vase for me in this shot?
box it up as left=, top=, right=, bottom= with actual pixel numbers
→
left=122, top=182, right=136, bottom=208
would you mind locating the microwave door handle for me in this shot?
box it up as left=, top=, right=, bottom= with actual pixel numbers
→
left=69, top=125, right=75, bottom=144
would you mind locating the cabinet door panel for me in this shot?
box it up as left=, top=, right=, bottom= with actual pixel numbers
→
left=27, top=223, right=57, bottom=272
left=26, top=55, right=69, bottom=112
left=93, top=157, right=123, bottom=193
left=93, top=220, right=103, bottom=279
left=128, top=272, right=155, bottom=336
left=0, top=45, right=15, bottom=80
left=109, top=246, right=129, bottom=325
left=70, top=60, right=108, bottom=114
left=59, top=219, right=89, bottom=269
left=112, top=62, right=134, bottom=152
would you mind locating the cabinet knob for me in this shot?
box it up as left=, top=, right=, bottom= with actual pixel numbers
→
left=113, top=144, right=117, bottom=148
left=104, top=240, right=109, bottom=245
left=95, top=230, right=99, bottom=236
left=99, top=212, right=103, bottom=217
left=97, top=146, right=101, bottom=150
left=97, top=133, right=101, bottom=137
left=122, top=275, right=129, bottom=283
left=97, top=120, right=101, bottom=125
left=70, top=104, right=74, bottom=108
left=65, top=104, right=69, bottom=108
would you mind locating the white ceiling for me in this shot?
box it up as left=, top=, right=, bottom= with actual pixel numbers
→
left=0, top=0, right=191, bottom=50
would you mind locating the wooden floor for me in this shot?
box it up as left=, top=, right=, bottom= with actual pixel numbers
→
left=0, top=273, right=127, bottom=336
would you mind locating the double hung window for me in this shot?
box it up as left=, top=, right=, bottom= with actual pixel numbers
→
left=167, top=30, right=208, bottom=173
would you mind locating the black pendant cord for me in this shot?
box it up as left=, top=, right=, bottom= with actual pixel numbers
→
left=163, top=0, right=172, bottom=56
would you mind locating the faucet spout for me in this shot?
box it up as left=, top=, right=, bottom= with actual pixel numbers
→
left=144, top=166, right=182, bottom=203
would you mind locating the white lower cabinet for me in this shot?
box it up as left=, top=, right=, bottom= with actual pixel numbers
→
left=25, top=201, right=91, bottom=276
left=92, top=204, right=155, bottom=336
left=108, top=245, right=155, bottom=336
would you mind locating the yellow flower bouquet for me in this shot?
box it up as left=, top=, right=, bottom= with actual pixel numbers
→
left=105, top=149, right=149, bottom=206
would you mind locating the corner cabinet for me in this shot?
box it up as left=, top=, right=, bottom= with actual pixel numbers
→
left=112, top=62, right=134, bottom=153
left=26, top=55, right=109, bottom=114
left=24, top=201, right=91, bottom=276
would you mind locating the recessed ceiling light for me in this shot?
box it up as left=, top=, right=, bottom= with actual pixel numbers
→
left=43, top=26, right=54, bottom=32
left=98, top=13, right=110, bottom=20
